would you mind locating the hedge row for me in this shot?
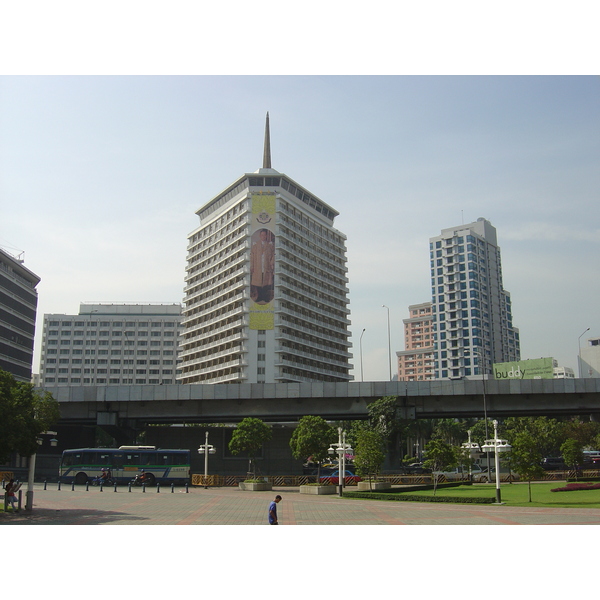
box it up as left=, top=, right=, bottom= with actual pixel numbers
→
left=342, top=491, right=495, bottom=504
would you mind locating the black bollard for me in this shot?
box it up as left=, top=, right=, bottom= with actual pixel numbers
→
left=71, top=480, right=75, bottom=491
left=100, top=482, right=103, bottom=492
left=86, top=481, right=89, bottom=491
left=171, top=483, right=174, bottom=494
left=58, top=481, right=61, bottom=491
left=157, top=482, right=160, bottom=493
left=44, top=480, right=47, bottom=490
left=128, top=482, right=132, bottom=493
left=142, top=483, right=146, bottom=493
left=114, top=482, right=117, bottom=492
left=185, top=483, right=189, bottom=493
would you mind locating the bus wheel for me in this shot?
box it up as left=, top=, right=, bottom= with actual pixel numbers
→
left=144, top=473, right=156, bottom=486
left=75, top=472, right=88, bottom=485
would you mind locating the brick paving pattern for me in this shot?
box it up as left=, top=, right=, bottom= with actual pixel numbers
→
left=3, top=483, right=600, bottom=525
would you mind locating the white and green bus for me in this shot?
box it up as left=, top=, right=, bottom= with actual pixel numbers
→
left=59, top=446, right=191, bottom=485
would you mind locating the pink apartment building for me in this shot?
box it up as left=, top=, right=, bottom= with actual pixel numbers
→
left=396, top=302, right=435, bottom=381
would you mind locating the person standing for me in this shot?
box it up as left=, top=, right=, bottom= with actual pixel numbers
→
left=5, top=479, right=19, bottom=513
left=268, top=495, right=282, bottom=525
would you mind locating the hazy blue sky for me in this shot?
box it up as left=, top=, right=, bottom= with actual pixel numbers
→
left=2, top=75, right=598, bottom=377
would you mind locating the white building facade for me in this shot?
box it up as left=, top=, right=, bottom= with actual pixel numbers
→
left=39, top=303, right=182, bottom=386
left=429, top=218, right=520, bottom=379
left=580, top=338, right=600, bottom=378
left=178, top=115, right=352, bottom=384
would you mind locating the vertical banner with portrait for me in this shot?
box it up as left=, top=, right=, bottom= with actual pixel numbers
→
left=250, top=193, right=276, bottom=330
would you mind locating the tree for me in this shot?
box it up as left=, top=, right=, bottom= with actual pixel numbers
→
left=561, top=438, right=584, bottom=480
left=503, top=416, right=563, bottom=458
left=510, top=431, right=545, bottom=502
left=353, top=426, right=386, bottom=490
left=228, top=417, right=272, bottom=479
left=432, top=418, right=468, bottom=446
left=423, top=439, right=457, bottom=495
left=289, top=416, right=336, bottom=480
left=0, top=369, right=60, bottom=463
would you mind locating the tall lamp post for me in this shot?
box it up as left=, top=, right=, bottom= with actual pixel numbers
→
left=471, top=347, right=491, bottom=477
left=26, top=431, right=58, bottom=511
left=461, top=430, right=480, bottom=480
left=481, top=420, right=511, bottom=504
left=382, top=305, right=392, bottom=380
left=578, top=327, right=590, bottom=378
left=359, top=328, right=366, bottom=382
left=328, top=427, right=353, bottom=497
left=197, top=431, right=216, bottom=489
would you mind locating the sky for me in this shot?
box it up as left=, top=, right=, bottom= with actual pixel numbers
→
left=2, top=75, right=599, bottom=378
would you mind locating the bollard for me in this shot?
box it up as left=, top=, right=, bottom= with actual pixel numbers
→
left=100, top=482, right=103, bottom=492
left=58, top=481, right=61, bottom=491
left=44, top=480, right=47, bottom=491
left=71, top=480, right=75, bottom=491
left=114, top=482, right=117, bottom=492
left=185, top=483, right=189, bottom=493
left=142, top=483, right=146, bottom=493
left=171, top=483, right=174, bottom=494
left=86, top=481, right=89, bottom=491
left=157, top=482, right=160, bottom=493
left=128, top=482, right=132, bottom=493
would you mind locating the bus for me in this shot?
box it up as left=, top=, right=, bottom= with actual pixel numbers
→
left=59, top=446, right=191, bottom=485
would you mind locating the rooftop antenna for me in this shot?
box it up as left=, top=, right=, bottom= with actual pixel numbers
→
left=263, top=111, right=271, bottom=169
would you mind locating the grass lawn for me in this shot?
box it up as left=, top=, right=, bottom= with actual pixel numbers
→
left=395, top=482, right=600, bottom=508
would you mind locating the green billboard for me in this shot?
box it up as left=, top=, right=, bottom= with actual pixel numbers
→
left=493, top=357, right=554, bottom=380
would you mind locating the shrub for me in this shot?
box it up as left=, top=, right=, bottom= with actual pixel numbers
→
left=342, top=490, right=494, bottom=504
left=551, top=482, right=600, bottom=492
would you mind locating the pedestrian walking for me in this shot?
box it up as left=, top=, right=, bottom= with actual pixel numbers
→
left=268, top=494, right=282, bottom=525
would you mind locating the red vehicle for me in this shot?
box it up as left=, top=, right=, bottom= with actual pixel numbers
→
left=319, top=470, right=361, bottom=485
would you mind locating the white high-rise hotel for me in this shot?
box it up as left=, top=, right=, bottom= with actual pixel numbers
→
left=178, top=115, right=352, bottom=384
left=430, top=217, right=520, bottom=379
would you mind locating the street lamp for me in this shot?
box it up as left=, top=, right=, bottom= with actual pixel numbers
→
left=382, top=305, right=392, bottom=380
left=461, top=429, right=480, bottom=480
left=328, top=427, right=353, bottom=497
left=26, top=431, right=58, bottom=511
left=359, top=328, right=366, bottom=382
left=481, top=420, right=511, bottom=503
left=470, top=347, right=491, bottom=477
left=197, top=431, right=216, bottom=489
left=578, top=327, right=590, bottom=378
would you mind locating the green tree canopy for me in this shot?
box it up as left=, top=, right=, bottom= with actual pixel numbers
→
left=0, top=369, right=60, bottom=462
left=289, top=416, right=336, bottom=478
left=353, top=426, right=386, bottom=486
left=510, top=431, right=545, bottom=502
left=228, top=417, right=272, bottom=478
left=423, top=438, right=457, bottom=494
left=561, top=438, right=584, bottom=479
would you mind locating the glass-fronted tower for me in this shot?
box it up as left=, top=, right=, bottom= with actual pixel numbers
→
left=429, top=217, right=520, bottom=379
left=178, top=114, right=352, bottom=384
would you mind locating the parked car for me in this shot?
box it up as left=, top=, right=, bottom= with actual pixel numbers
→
left=541, top=457, right=567, bottom=470
left=405, top=462, right=432, bottom=474
left=434, top=464, right=484, bottom=481
left=319, top=470, right=361, bottom=484
left=472, top=467, right=520, bottom=483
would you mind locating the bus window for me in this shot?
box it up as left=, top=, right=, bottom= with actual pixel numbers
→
left=158, top=454, right=170, bottom=465
left=140, top=453, right=157, bottom=466
left=124, top=453, right=140, bottom=464
left=82, top=452, right=97, bottom=465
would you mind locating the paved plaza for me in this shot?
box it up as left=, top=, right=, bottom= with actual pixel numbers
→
left=3, top=483, right=600, bottom=525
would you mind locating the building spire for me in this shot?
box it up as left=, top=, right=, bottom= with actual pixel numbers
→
left=262, top=111, right=271, bottom=169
